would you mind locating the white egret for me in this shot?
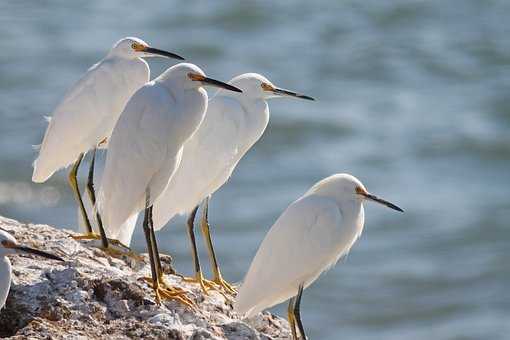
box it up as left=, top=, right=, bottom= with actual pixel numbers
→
left=97, top=63, right=242, bottom=305
left=235, top=174, right=403, bottom=339
left=117, top=73, right=314, bottom=295
left=0, top=229, right=64, bottom=311
left=32, top=37, right=184, bottom=250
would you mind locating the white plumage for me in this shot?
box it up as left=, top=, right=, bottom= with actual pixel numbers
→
left=235, top=174, right=403, bottom=318
left=98, top=63, right=208, bottom=238
left=0, top=230, right=63, bottom=311
left=32, top=37, right=182, bottom=183
left=118, top=73, right=314, bottom=245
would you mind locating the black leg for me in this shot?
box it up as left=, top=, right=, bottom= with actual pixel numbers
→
left=68, top=152, right=93, bottom=234
left=148, top=205, right=163, bottom=278
left=288, top=296, right=298, bottom=340
left=85, top=148, right=109, bottom=248
left=187, top=205, right=202, bottom=276
left=294, top=284, right=307, bottom=340
left=142, top=193, right=160, bottom=303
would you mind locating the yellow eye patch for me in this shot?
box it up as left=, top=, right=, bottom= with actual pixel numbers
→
left=131, top=42, right=146, bottom=52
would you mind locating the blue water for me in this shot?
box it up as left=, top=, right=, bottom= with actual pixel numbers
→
left=0, top=1, right=509, bottom=339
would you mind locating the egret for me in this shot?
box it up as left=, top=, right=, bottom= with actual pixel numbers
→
left=116, top=73, right=314, bottom=295
left=32, top=37, right=184, bottom=250
left=97, top=63, right=242, bottom=306
left=0, top=229, right=64, bottom=311
left=235, top=174, right=403, bottom=339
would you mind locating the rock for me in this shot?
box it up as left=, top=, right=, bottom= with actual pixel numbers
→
left=0, top=216, right=291, bottom=339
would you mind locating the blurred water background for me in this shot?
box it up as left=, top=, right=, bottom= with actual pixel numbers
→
left=1, top=1, right=509, bottom=339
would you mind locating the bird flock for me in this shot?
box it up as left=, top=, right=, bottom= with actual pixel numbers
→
left=0, top=37, right=404, bottom=339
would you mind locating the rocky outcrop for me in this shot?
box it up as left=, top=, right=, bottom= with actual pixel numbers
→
left=0, top=216, right=290, bottom=339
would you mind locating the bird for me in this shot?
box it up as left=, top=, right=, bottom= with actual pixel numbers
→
left=235, top=174, right=403, bottom=339
left=115, top=73, right=315, bottom=295
left=0, top=229, right=64, bottom=311
left=97, top=63, right=242, bottom=306
left=31, top=37, right=184, bottom=251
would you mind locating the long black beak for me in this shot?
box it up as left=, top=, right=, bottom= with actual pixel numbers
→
left=15, top=245, right=64, bottom=261
left=273, top=88, right=315, bottom=101
left=144, top=47, right=185, bottom=60
left=361, top=193, right=404, bottom=212
left=201, top=77, right=243, bottom=93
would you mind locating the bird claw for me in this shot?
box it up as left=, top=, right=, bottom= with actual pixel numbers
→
left=213, top=273, right=238, bottom=295
left=179, top=273, right=230, bottom=299
left=71, top=232, right=101, bottom=241
left=100, top=245, right=145, bottom=262
left=141, top=277, right=195, bottom=309
left=71, top=233, right=131, bottom=251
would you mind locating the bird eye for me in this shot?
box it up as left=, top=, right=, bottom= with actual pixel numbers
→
left=355, top=186, right=365, bottom=195
left=131, top=43, right=138, bottom=50
left=1, top=240, right=15, bottom=248
left=261, top=83, right=273, bottom=91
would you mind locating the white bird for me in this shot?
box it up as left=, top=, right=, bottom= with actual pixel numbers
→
left=116, top=73, right=314, bottom=294
left=32, top=37, right=184, bottom=248
left=0, top=229, right=64, bottom=311
left=235, top=174, right=403, bottom=339
left=97, top=63, right=242, bottom=305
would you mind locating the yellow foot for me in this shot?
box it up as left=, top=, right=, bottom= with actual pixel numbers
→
left=179, top=273, right=228, bottom=299
left=101, top=245, right=145, bottom=262
left=142, top=277, right=195, bottom=309
left=71, top=232, right=101, bottom=241
left=212, top=273, right=237, bottom=295
left=71, top=233, right=131, bottom=251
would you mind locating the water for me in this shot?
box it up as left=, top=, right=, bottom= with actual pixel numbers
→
left=1, top=1, right=509, bottom=339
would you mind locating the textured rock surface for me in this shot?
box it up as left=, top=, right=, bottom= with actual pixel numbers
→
left=0, top=216, right=291, bottom=339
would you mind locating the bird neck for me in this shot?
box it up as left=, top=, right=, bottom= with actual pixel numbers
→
left=238, top=98, right=270, bottom=148
left=163, top=83, right=208, bottom=142
left=337, top=199, right=363, bottom=223
left=0, top=256, right=11, bottom=310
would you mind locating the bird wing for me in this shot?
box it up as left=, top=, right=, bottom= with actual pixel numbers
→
left=98, top=83, right=176, bottom=238
left=235, top=194, right=344, bottom=317
left=32, top=58, right=148, bottom=182
left=151, top=95, right=244, bottom=230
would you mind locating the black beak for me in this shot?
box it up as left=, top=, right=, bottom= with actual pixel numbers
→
left=362, top=193, right=404, bottom=212
left=201, top=77, right=243, bottom=93
left=15, top=245, right=65, bottom=261
left=273, top=88, right=315, bottom=101
left=144, top=47, right=185, bottom=60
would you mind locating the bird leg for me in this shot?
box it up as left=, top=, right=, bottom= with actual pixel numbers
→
left=70, top=150, right=142, bottom=260
left=83, top=148, right=109, bottom=248
left=200, top=197, right=237, bottom=294
left=287, top=296, right=299, bottom=340
left=141, top=199, right=194, bottom=308
left=294, top=284, right=307, bottom=340
left=68, top=153, right=94, bottom=236
left=178, top=205, right=226, bottom=297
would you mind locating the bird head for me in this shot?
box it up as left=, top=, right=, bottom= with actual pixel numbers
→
left=0, top=229, right=64, bottom=261
left=159, top=63, right=243, bottom=93
left=311, top=174, right=404, bottom=213
left=226, top=73, right=314, bottom=101
left=110, top=37, right=184, bottom=61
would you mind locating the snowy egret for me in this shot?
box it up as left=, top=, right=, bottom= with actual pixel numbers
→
left=235, top=174, right=403, bottom=339
left=32, top=37, right=184, bottom=249
left=0, top=229, right=64, bottom=311
left=97, top=63, right=242, bottom=305
left=116, top=73, right=313, bottom=295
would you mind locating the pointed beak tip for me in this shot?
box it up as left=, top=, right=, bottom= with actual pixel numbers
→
left=16, top=245, right=65, bottom=262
